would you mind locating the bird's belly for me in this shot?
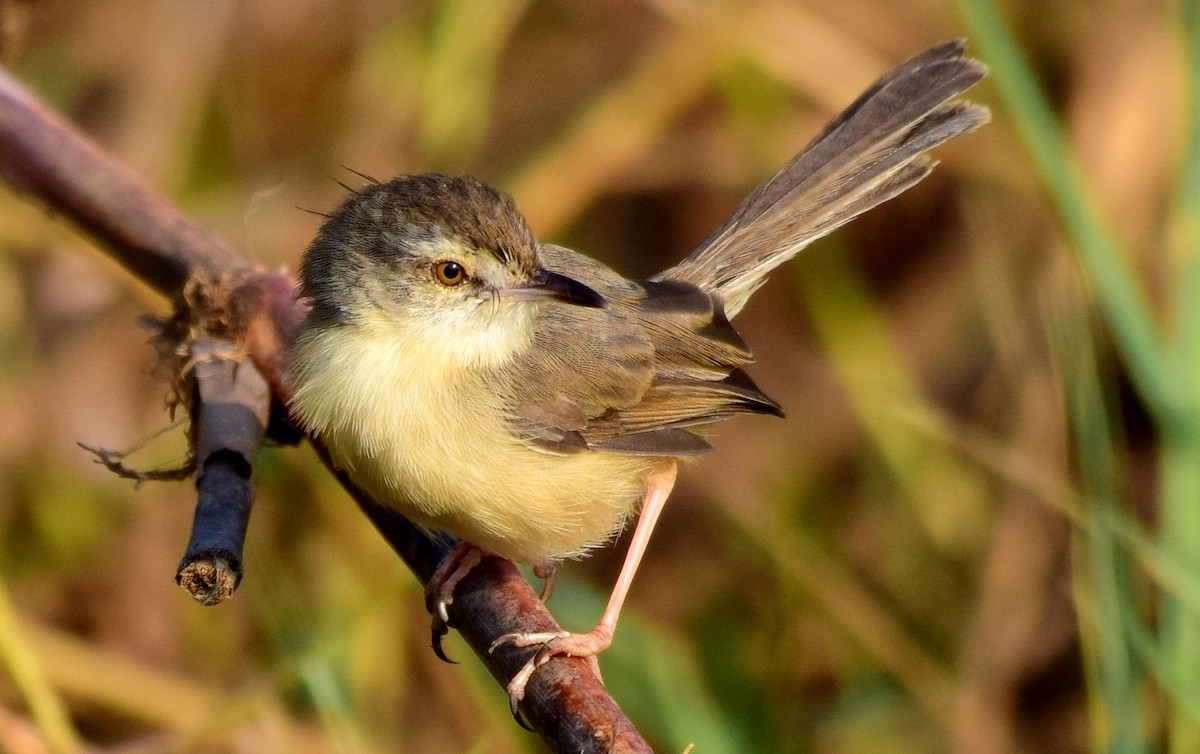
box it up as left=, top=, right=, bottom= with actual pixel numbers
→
left=325, top=404, right=654, bottom=563
left=292, top=325, right=656, bottom=563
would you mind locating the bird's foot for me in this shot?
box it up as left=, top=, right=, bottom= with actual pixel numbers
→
left=425, top=542, right=484, bottom=663
left=489, top=623, right=613, bottom=721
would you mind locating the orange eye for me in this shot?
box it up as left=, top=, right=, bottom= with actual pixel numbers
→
left=433, top=260, right=467, bottom=286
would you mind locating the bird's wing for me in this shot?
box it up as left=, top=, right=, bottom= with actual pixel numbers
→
left=502, top=245, right=781, bottom=457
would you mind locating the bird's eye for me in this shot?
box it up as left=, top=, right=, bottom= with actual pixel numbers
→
left=433, top=260, right=467, bottom=286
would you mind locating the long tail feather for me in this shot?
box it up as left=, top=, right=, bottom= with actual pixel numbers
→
left=659, top=39, right=989, bottom=316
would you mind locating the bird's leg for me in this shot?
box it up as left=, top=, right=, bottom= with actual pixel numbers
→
left=426, top=541, right=484, bottom=662
left=533, top=561, right=557, bottom=602
left=490, top=460, right=678, bottom=713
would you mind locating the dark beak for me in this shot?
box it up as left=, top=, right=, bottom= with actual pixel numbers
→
left=500, top=270, right=607, bottom=309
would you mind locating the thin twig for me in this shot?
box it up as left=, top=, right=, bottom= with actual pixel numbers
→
left=78, top=443, right=194, bottom=487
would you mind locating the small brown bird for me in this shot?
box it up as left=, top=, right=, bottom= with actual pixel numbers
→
left=290, top=40, right=987, bottom=715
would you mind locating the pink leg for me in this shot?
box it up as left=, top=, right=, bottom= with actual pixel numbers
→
left=490, top=460, right=678, bottom=711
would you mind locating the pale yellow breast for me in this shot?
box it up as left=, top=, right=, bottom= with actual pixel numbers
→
left=290, top=310, right=656, bottom=563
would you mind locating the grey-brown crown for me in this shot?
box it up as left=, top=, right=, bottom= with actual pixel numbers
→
left=301, top=173, right=541, bottom=321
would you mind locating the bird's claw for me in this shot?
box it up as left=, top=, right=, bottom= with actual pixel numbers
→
left=430, top=609, right=456, bottom=664
left=489, top=629, right=570, bottom=654
left=489, top=628, right=610, bottom=728
left=490, top=632, right=567, bottom=729
left=425, top=543, right=485, bottom=664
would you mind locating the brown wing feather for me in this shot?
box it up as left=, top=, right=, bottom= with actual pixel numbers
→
left=502, top=244, right=780, bottom=457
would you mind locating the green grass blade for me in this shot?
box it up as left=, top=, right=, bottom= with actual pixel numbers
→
left=1044, top=270, right=1146, bottom=752
left=1159, top=437, right=1200, bottom=748
left=418, top=0, right=530, bottom=169
left=1160, top=3, right=1200, bottom=748
left=1175, top=0, right=1200, bottom=359
left=955, top=0, right=1178, bottom=427
left=0, top=576, right=82, bottom=754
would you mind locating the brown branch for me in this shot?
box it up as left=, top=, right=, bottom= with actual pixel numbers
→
left=0, top=68, right=648, bottom=750
left=176, top=337, right=271, bottom=605
left=0, top=72, right=243, bottom=291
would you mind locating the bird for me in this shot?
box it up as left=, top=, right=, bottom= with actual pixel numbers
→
left=288, top=39, right=988, bottom=717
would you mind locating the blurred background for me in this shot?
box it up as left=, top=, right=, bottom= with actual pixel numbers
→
left=0, top=0, right=1191, bottom=751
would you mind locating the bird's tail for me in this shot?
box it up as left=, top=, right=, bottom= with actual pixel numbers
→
left=658, top=39, right=989, bottom=317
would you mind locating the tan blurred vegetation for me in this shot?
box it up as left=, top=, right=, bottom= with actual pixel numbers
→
left=0, top=0, right=1186, bottom=751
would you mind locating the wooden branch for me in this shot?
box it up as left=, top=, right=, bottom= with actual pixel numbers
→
left=176, top=337, right=271, bottom=605
left=0, top=68, right=649, bottom=751
left=0, top=72, right=243, bottom=291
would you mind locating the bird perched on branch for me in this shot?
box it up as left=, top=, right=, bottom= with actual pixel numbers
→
left=290, top=39, right=988, bottom=719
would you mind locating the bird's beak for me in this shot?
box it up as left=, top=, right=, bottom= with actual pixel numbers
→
left=499, top=270, right=607, bottom=309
